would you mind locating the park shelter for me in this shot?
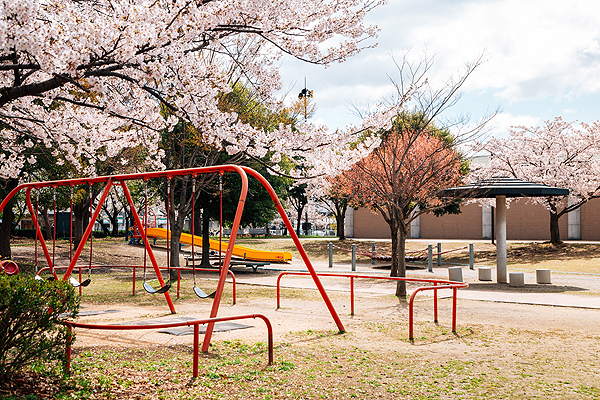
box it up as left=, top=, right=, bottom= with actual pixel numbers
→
left=441, top=177, right=569, bottom=283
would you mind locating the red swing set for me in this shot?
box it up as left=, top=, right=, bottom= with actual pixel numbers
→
left=0, top=165, right=346, bottom=350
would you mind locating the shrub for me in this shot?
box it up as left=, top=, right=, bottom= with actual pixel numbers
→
left=0, top=275, right=79, bottom=382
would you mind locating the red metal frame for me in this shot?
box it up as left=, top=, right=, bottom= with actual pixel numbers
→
left=0, top=165, right=345, bottom=350
left=63, top=313, right=274, bottom=377
left=276, top=272, right=468, bottom=341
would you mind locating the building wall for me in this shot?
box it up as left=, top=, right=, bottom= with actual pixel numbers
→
left=503, top=199, right=564, bottom=241
left=352, top=207, right=391, bottom=239
left=580, top=197, right=600, bottom=240
left=351, top=198, right=575, bottom=241
left=419, top=203, right=482, bottom=239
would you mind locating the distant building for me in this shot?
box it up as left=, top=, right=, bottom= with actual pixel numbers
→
left=349, top=196, right=599, bottom=241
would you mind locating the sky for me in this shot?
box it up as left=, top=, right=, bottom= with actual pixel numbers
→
left=278, top=0, right=600, bottom=138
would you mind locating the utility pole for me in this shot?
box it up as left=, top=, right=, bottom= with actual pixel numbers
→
left=298, top=77, right=313, bottom=121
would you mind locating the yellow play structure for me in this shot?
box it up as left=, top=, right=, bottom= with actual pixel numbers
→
left=145, top=227, right=292, bottom=263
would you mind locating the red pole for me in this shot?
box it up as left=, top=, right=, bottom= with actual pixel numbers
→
left=62, top=181, right=113, bottom=282
left=276, top=273, right=285, bottom=309
left=243, top=167, right=345, bottom=333
left=408, top=290, right=415, bottom=341
left=121, top=181, right=176, bottom=314
left=434, top=282, right=438, bottom=323
left=65, top=325, right=73, bottom=375
left=452, top=287, right=458, bottom=333
left=193, top=323, right=199, bottom=377
left=350, top=276, right=355, bottom=316
left=25, top=188, right=58, bottom=280
left=202, top=166, right=248, bottom=352
left=177, top=270, right=180, bottom=299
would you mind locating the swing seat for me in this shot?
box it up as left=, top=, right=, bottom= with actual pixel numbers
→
left=35, top=275, right=56, bottom=282
left=69, top=276, right=91, bottom=287
left=193, top=285, right=216, bottom=299
left=143, top=281, right=171, bottom=294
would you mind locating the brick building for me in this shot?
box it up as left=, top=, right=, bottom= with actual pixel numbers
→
left=348, top=197, right=600, bottom=241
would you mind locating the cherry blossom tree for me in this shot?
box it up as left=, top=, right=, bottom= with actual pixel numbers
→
left=472, top=117, right=600, bottom=244
left=0, top=0, right=385, bottom=180
left=1, top=0, right=394, bottom=258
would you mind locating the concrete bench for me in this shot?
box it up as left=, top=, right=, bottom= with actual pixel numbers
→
left=448, top=266, right=463, bottom=282
left=509, top=272, right=525, bottom=287
left=536, top=269, right=551, bottom=284
left=478, top=266, right=492, bottom=281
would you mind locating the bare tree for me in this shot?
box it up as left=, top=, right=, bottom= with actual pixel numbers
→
left=340, top=54, right=495, bottom=297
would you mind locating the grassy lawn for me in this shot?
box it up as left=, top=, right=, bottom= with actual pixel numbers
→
left=4, top=237, right=600, bottom=399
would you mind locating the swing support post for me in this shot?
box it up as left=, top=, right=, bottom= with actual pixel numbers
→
left=121, top=181, right=176, bottom=314
left=201, top=166, right=248, bottom=352
left=62, top=181, right=113, bottom=284
left=24, top=187, right=58, bottom=280
left=242, top=167, right=346, bottom=333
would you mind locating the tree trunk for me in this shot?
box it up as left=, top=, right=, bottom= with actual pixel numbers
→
left=389, top=219, right=407, bottom=298
left=40, top=206, right=53, bottom=240
left=550, top=212, right=562, bottom=245
left=100, top=221, right=110, bottom=235
left=109, top=213, right=119, bottom=236
left=169, top=209, right=184, bottom=280
left=72, top=199, right=90, bottom=250
left=335, top=203, right=347, bottom=240
left=296, top=206, right=304, bottom=235
left=0, top=179, right=18, bottom=260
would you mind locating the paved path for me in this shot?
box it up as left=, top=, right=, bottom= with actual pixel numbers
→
left=211, top=257, right=600, bottom=310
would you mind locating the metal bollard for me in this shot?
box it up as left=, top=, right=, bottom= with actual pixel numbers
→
left=428, top=244, right=433, bottom=272
left=437, top=242, right=442, bottom=266
left=469, top=243, right=474, bottom=270
left=329, top=242, right=333, bottom=268
left=352, top=244, right=356, bottom=271
left=371, top=242, right=376, bottom=265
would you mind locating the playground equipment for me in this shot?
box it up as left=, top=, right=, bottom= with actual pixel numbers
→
left=36, top=264, right=237, bottom=303
left=63, top=313, right=274, bottom=377
left=148, top=228, right=293, bottom=263
left=0, top=259, right=19, bottom=275
left=276, top=272, right=468, bottom=341
left=0, top=165, right=346, bottom=352
left=331, top=243, right=431, bottom=262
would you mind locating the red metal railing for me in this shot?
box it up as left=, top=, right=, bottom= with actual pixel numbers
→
left=36, top=265, right=237, bottom=304
left=64, top=313, right=273, bottom=377
left=276, top=272, right=468, bottom=341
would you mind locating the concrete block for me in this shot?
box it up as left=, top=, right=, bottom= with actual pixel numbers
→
left=536, top=269, right=551, bottom=284
left=478, top=266, right=492, bottom=281
left=509, top=272, right=525, bottom=287
left=448, top=266, right=463, bottom=282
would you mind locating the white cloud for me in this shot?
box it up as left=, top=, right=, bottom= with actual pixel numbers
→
left=279, top=0, right=600, bottom=132
left=487, top=112, right=541, bottom=138
left=374, top=0, right=600, bottom=101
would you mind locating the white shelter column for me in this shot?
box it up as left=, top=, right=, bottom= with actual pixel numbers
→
left=496, top=195, right=507, bottom=283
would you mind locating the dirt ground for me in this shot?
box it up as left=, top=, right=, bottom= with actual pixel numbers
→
left=5, top=238, right=600, bottom=399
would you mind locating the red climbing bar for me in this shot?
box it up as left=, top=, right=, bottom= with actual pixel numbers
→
left=63, top=313, right=274, bottom=377
left=276, top=271, right=468, bottom=341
